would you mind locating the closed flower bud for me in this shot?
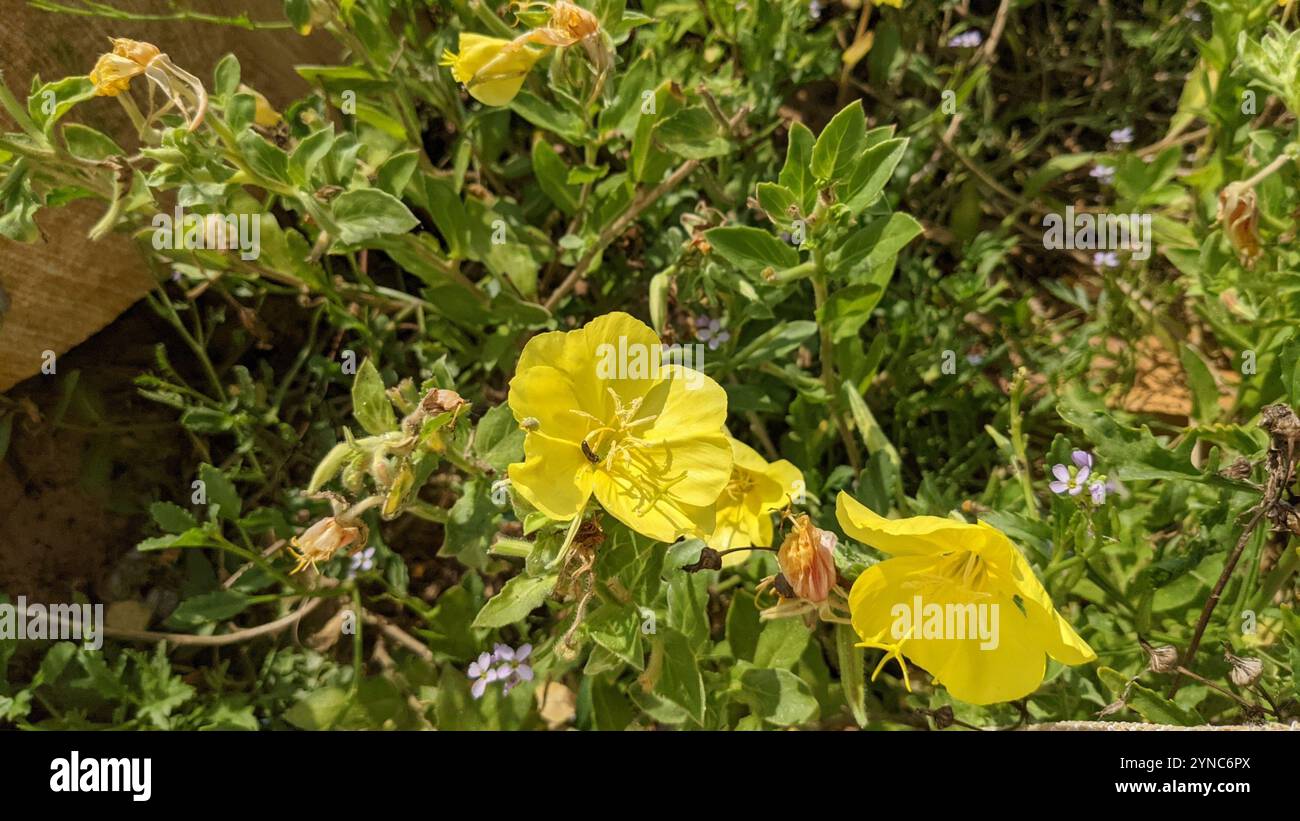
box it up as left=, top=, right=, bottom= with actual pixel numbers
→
left=1139, top=639, right=1179, bottom=674
left=1217, top=182, right=1262, bottom=265
left=1224, top=649, right=1263, bottom=688
left=776, top=514, right=837, bottom=603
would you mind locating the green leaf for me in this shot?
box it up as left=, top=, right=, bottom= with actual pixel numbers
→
left=330, top=188, right=419, bottom=245
left=472, top=573, right=557, bottom=628
left=531, top=140, right=581, bottom=215
left=738, top=666, right=818, bottom=726
left=166, top=590, right=253, bottom=629
left=778, top=121, right=817, bottom=212
left=732, top=321, right=817, bottom=368
left=753, top=618, right=810, bottom=670
left=289, top=126, right=334, bottom=186
left=725, top=590, right=761, bottom=662
left=61, top=124, right=123, bottom=162
left=199, top=463, right=242, bottom=521
left=284, top=686, right=350, bottom=730
left=351, top=358, right=397, bottom=435
left=149, top=501, right=198, bottom=535
left=29, top=76, right=94, bottom=135
left=213, top=53, right=241, bottom=97
left=1097, top=666, right=1202, bottom=726
left=811, top=101, right=866, bottom=183
left=653, top=106, right=731, bottom=160
left=840, top=137, right=907, bottom=213
left=1179, top=344, right=1220, bottom=424
left=585, top=602, right=645, bottom=669
left=654, top=627, right=705, bottom=725
left=836, top=624, right=869, bottom=727
left=236, top=130, right=290, bottom=184
left=473, top=404, right=524, bottom=473
left=828, top=212, right=924, bottom=280
left=705, top=226, right=799, bottom=276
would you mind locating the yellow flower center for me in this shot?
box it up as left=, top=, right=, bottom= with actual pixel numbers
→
left=570, top=388, right=687, bottom=514
left=724, top=470, right=755, bottom=501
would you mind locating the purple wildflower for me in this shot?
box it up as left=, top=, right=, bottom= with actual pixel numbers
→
left=695, top=316, right=730, bottom=350
left=948, top=30, right=983, bottom=49
left=1109, top=127, right=1134, bottom=145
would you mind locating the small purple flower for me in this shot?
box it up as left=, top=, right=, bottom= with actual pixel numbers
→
left=808, top=0, right=823, bottom=20
left=948, top=30, right=983, bottom=49
left=480, top=643, right=534, bottom=696
left=695, top=316, right=730, bottom=350
left=1050, top=462, right=1090, bottom=495
left=1184, top=8, right=1202, bottom=22
left=1089, top=481, right=1107, bottom=505
left=1093, top=251, right=1120, bottom=269
left=1090, top=164, right=1116, bottom=185
left=1109, top=127, right=1134, bottom=145
left=1071, top=450, right=1093, bottom=470
left=347, top=546, right=376, bottom=578
left=467, top=652, right=499, bottom=699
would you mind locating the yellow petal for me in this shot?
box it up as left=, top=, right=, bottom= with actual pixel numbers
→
left=446, top=33, right=543, bottom=107
left=849, top=555, right=1048, bottom=704
left=592, top=468, right=715, bottom=542
left=90, top=52, right=143, bottom=97
left=836, top=492, right=989, bottom=556
left=508, top=435, right=593, bottom=521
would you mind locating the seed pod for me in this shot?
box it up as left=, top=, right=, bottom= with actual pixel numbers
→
left=931, top=705, right=955, bottom=729
left=1139, top=639, right=1179, bottom=674
left=1224, top=649, right=1263, bottom=688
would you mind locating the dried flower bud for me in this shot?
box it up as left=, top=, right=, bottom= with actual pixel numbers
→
left=931, top=705, right=954, bottom=729
left=1219, top=457, right=1253, bottom=481
left=776, top=514, right=837, bottom=603
left=1217, top=182, right=1262, bottom=266
left=1224, top=649, right=1263, bottom=688
left=1139, top=639, right=1179, bottom=674
left=421, top=388, right=467, bottom=417
left=772, top=573, right=795, bottom=599
left=683, top=547, right=722, bottom=573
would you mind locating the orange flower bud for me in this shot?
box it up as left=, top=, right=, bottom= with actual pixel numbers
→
left=776, top=514, right=837, bottom=603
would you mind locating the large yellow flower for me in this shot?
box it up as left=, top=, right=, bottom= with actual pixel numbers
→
left=707, top=437, right=803, bottom=563
left=507, top=312, right=732, bottom=543
left=837, top=492, right=1096, bottom=705
left=440, top=33, right=545, bottom=107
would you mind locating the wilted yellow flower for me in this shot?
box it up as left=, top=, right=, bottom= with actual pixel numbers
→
left=440, top=33, right=545, bottom=107
left=707, top=437, right=803, bottom=562
left=507, top=312, right=732, bottom=543
left=838, top=492, right=1096, bottom=705
left=288, top=516, right=363, bottom=574
left=90, top=53, right=145, bottom=97
left=238, top=84, right=282, bottom=127
left=1217, top=181, right=1262, bottom=266
left=775, top=514, right=838, bottom=604
left=110, top=37, right=161, bottom=66
left=523, top=0, right=602, bottom=46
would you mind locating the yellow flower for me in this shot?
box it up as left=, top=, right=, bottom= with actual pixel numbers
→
left=876, top=0, right=905, bottom=7
left=90, top=52, right=145, bottom=97
left=775, top=514, right=837, bottom=603
left=837, top=492, right=1096, bottom=705
left=439, top=33, right=545, bottom=107
left=507, top=312, right=732, bottom=543
left=707, top=437, right=802, bottom=560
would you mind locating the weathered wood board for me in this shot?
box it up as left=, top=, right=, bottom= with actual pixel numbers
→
left=0, top=0, right=340, bottom=392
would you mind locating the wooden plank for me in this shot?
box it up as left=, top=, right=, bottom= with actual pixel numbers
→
left=0, top=0, right=340, bottom=391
